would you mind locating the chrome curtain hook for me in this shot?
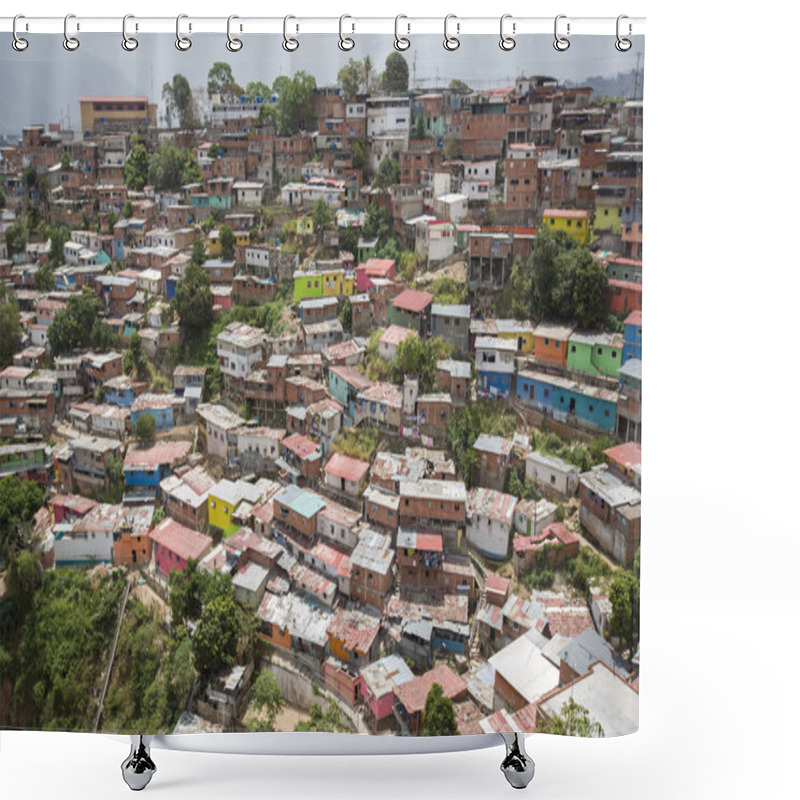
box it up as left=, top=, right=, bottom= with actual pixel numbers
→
left=176, top=14, right=192, bottom=51
left=554, top=14, right=570, bottom=51
left=339, top=15, right=354, bottom=51
left=63, top=13, right=80, bottom=51
left=499, top=14, right=515, bottom=51
left=122, top=14, right=139, bottom=51
left=616, top=14, right=632, bottom=51
left=443, top=14, right=460, bottom=51
left=12, top=14, right=29, bottom=52
left=283, top=15, right=299, bottom=52
left=394, top=15, right=410, bottom=51
left=227, top=15, right=242, bottom=52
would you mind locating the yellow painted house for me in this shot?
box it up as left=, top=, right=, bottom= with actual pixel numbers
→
left=594, top=203, right=622, bottom=235
left=496, top=320, right=535, bottom=354
left=208, top=478, right=273, bottom=535
left=207, top=229, right=250, bottom=256
left=542, top=208, right=592, bottom=246
left=322, top=268, right=355, bottom=298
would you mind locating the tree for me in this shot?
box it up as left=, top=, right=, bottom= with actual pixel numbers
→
left=248, top=669, right=284, bottom=732
left=122, top=199, right=133, bottom=218
left=383, top=52, right=410, bottom=93
left=168, top=558, right=206, bottom=624
left=190, top=237, right=206, bottom=266
left=449, top=78, right=471, bottom=91
left=423, top=683, right=458, bottom=736
left=135, top=414, right=156, bottom=441
left=148, top=140, right=202, bottom=192
left=123, top=144, right=150, bottom=192
left=338, top=297, right=352, bottom=333
left=294, top=701, right=345, bottom=732
left=124, top=331, right=149, bottom=382
left=102, top=455, right=125, bottom=504
left=414, top=114, right=426, bottom=140
left=207, top=62, right=236, bottom=100
left=218, top=225, right=236, bottom=261
left=162, top=74, right=196, bottom=128
left=362, top=198, right=395, bottom=252
left=5, top=221, right=27, bottom=257
left=172, top=261, right=213, bottom=338
left=361, top=56, right=375, bottom=94
left=391, top=335, right=452, bottom=393
left=192, top=594, right=239, bottom=674
left=538, top=698, right=604, bottom=737
left=0, top=476, right=44, bottom=542
left=573, top=253, right=610, bottom=329
left=274, top=71, right=317, bottom=136
left=337, top=58, right=362, bottom=98
left=48, top=290, right=102, bottom=356
left=374, top=156, right=400, bottom=189
left=312, top=198, right=333, bottom=234
left=4, top=547, right=42, bottom=614
left=59, top=152, right=71, bottom=171
left=609, top=570, right=640, bottom=654
left=91, top=317, right=120, bottom=351
left=0, top=297, right=22, bottom=368
left=244, top=81, right=271, bottom=102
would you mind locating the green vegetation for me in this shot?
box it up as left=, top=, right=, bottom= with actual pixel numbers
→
left=103, top=601, right=195, bottom=733
left=538, top=697, right=604, bottom=737
left=374, top=156, right=400, bottom=189
left=312, top=198, right=333, bottom=234
left=207, top=61, right=237, bottom=100
left=123, top=144, right=150, bottom=191
left=497, top=226, right=610, bottom=328
left=134, top=414, right=157, bottom=441
left=383, top=51, right=410, bottom=93
left=148, top=140, right=202, bottom=192
left=390, top=335, right=453, bottom=393
left=260, top=72, right=317, bottom=136
left=0, top=295, right=23, bottom=368
left=192, top=593, right=239, bottom=675
left=427, top=276, right=469, bottom=306
left=532, top=430, right=616, bottom=473
left=609, top=566, right=640, bottom=655
left=124, top=331, right=149, bottom=382
left=331, top=427, right=378, bottom=462
left=338, top=296, right=352, bottom=333
left=162, top=73, right=197, bottom=128
left=0, top=567, right=126, bottom=730
left=423, top=683, right=459, bottom=736
left=218, top=225, right=236, bottom=261
left=247, top=668, right=284, bottom=732
left=48, top=290, right=103, bottom=356
left=445, top=400, right=519, bottom=486
left=294, top=701, right=346, bottom=732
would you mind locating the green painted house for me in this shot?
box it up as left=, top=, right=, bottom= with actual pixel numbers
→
left=566, top=331, right=624, bottom=378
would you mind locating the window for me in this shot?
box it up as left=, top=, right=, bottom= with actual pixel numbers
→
left=612, top=350, right=617, bottom=358
left=571, top=345, right=576, bottom=352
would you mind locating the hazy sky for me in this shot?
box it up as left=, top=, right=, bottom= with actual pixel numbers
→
left=0, top=33, right=643, bottom=136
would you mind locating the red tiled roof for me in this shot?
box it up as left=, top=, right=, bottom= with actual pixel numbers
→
left=324, top=452, right=370, bottom=483
left=282, top=433, right=320, bottom=460
left=512, top=703, right=539, bottom=732
left=79, top=95, right=148, bottom=103
left=124, top=440, right=192, bottom=469
left=49, top=493, right=97, bottom=516
left=608, top=279, right=643, bottom=292
left=603, top=441, right=642, bottom=469
left=513, top=523, right=579, bottom=554
left=391, top=288, right=434, bottom=313
left=485, top=572, right=511, bottom=595
left=361, top=258, right=395, bottom=276
left=543, top=208, right=588, bottom=219
left=328, top=608, right=380, bottom=655
left=149, top=518, right=212, bottom=561
left=394, top=664, right=467, bottom=714
left=329, top=365, right=373, bottom=391
left=624, top=310, right=642, bottom=326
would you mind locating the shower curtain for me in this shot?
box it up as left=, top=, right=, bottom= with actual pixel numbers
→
left=0, top=21, right=643, bottom=740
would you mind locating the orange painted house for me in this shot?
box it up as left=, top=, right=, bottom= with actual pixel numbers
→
left=532, top=322, right=575, bottom=368
left=608, top=279, right=643, bottom=317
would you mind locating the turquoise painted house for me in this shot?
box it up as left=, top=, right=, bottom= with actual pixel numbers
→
left=328, top=365, right=373, bottom=420
left=566, top=331, right=624, bottom=378
left=516, top=368, right=618, bottom=433
left=623, top=311, right=642, bottom=363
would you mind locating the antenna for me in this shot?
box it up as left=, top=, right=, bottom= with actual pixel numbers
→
left=633, top=53, right=641, bottom=100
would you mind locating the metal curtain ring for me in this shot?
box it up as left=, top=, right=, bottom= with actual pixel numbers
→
left=443, top=14, right=460, bottom=51
left=554, top=14, right=570, bottom=51
left=12, top=14, right=29, bottom=51
left=339, top=15, right=354, bottom=51
left=63, top=14, right=79, bottom=51
left=227, top=15, right=243, bottom=52
left=122, top=14, right=138, bottom=51
left=283, top=15, right=299, bottom=51
left=499, top=14, right=515, bottom=51
left=394, top=15, right=410, bottom=51
left=616, top=15, right=632, bottom=51
left=176, top=14, right=192, bottom=51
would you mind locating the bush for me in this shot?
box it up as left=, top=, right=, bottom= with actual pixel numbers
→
left=135, top=414, right=157, bottom=441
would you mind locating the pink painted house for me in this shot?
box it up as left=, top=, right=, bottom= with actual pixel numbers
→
left=359, top=653, right=415, bottom=732
left=355, top=258, right=396, bottom=292
left=149, top=517, right=212, bottom=576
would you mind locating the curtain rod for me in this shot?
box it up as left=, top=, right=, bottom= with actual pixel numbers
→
left=0, top=15, right=645, bottom=37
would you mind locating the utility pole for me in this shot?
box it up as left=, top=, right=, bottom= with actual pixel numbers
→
left=633, top=53, right=641, bottom=99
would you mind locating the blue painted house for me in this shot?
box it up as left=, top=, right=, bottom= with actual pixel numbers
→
left=475, top=336, right=517, bottom=399
left=328, top=365, right=373, bottom=420
left=130, top=393, right=178, bottom=431
left=622, top=311, right=642, bottom=363
left=103, top=375, right=147, bottom=408
left=165, top=275, right=179, bottom=300
left=516, top=368, right=618, bottom=434
left=123, top=440, right=193, bottom=499
left=431, top=621, right=469, bottom=656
